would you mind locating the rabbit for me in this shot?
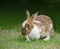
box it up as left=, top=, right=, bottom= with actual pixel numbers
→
left=21, top=10, right=54, bottom=41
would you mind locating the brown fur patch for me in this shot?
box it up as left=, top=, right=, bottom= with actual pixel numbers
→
left=35, top=15, right=53, bottom=33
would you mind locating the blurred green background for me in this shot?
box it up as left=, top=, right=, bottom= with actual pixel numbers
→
left=0, top=0, right=60, bottom=32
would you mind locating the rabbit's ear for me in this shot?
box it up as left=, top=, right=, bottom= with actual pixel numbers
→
left=26, top=10, right=30, bottom=19
left=31, top=11, right=39, bottom=20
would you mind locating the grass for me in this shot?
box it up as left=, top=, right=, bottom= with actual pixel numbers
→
left=0, top=28, right=60, bottom=49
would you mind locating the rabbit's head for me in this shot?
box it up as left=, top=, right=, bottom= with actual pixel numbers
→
left=21, top=10, right=39, bottom=35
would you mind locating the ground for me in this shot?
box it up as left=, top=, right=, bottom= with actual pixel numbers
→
left=0, top=28, right=60, bottom=49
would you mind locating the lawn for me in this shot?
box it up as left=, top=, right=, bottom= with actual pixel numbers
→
left=0, top=28, right=60, bottom=49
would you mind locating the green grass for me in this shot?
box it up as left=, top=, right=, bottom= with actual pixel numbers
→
left=0, top=28, right=60, bottom=49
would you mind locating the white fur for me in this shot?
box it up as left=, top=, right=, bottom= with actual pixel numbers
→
left=22, top=20, right=27, bottom=28
left=34, top=20, right=41, bottom=24
left=27, top=24, right=41, bottom=40
left=49, top=24, right=53, bottom=31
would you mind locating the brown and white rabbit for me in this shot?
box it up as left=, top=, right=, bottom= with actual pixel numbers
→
left=21, top=10, right=54, bottom=41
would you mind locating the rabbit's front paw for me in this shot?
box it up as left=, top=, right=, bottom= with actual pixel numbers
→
left=26, top=39, right=31, bottom=42
left=25, top=35, right=31, bottom=42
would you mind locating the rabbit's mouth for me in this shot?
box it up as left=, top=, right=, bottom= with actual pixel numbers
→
left=22, top=27, right=30, bottom=35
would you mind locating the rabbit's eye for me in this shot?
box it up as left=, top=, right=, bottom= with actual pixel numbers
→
left=25, top=23, right=29, bottom=27
left=27, top=24, right=29, bottom=27
left=26, top=23, right=29, bottom=27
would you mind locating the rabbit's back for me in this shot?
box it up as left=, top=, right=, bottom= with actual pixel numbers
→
left=35, top=15, right=53, bottom=32
left=36, top=15, right=53, bottom=25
